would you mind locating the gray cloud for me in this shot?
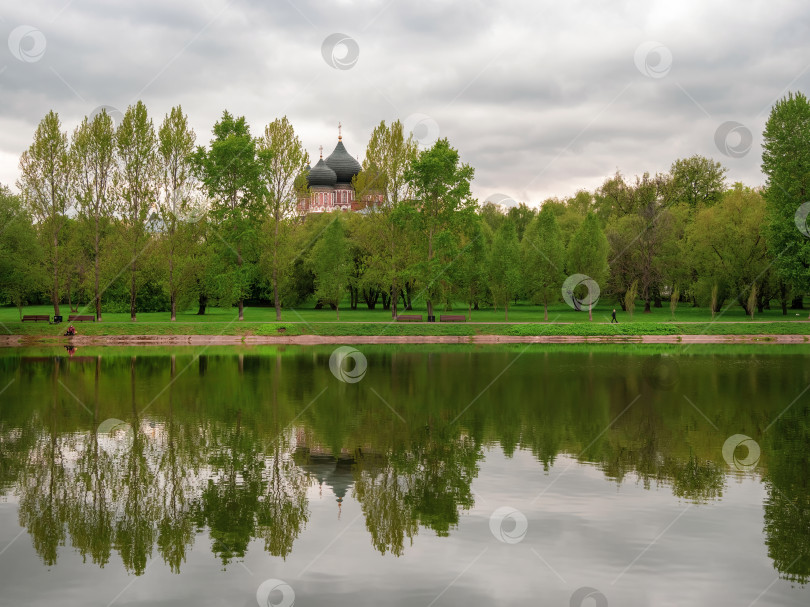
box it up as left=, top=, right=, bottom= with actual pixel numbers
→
left=2, top=0, right=809, bottom=202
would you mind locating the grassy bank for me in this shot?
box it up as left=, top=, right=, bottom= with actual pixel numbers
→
left=3, top=318, right=810, bottom=338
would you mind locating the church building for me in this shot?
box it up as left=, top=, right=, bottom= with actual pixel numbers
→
left=297, top=124, right=383, bottom=215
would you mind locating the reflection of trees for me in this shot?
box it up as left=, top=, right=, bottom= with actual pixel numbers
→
left=353, top=428, right=481, bottom=555
left=17, top=359, right=68, bottom=566
left=4, top=346, right=810, bottom=571
left=8, top=354, right=312, bottom=574
left=257, top=439, right=309, bottom=559
left=68, top=356, right=114, bottom=568
left=764, top=405, right=810, bottom=585
left=197, top=411, right=265, bottom=565
left=155, top=356, right=199, bottom=573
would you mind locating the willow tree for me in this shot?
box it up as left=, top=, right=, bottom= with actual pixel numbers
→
left=18, top=111, right=73, bottom=316
left=115, top=101, right=159, bottom=322
left=257, top=116, right=309, bottom=320
left=72, top=109, right=116, bottom=320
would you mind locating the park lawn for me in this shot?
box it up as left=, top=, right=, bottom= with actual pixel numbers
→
left=2, top=299, right=809, bottom=337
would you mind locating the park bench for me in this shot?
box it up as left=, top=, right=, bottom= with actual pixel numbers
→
left=440, top=315, right=466, bottom=322
left=68, top=315, right=95, bottom=322
left=396, top=315, right=422, bottom=322
left=22, top=315, right=50, bottom=322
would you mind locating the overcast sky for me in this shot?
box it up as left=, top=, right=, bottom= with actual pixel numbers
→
left=1, top=0, right=808, bottom=205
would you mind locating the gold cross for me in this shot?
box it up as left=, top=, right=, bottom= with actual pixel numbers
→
left=338, top=121, right=342, bottom=140
left=319, top=145, right=323, bottom=158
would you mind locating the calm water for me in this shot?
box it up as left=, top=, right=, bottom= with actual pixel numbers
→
left=0, top=344, right=809, bottom=607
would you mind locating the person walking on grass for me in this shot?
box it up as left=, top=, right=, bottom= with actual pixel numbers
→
left=611, top=309, right=618, bottom=324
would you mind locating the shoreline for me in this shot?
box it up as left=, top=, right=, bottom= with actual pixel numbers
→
left=1, top=334, right=808, bottom=346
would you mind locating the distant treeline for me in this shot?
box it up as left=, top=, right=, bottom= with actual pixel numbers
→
left=2, top=92, right=810, bottom=320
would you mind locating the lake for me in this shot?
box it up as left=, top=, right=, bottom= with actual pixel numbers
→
left=0, top=344, right=808, bottom=606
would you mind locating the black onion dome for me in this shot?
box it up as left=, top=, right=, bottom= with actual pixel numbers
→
left=325, top=141, right=362, bottom=183
left=306, top=158, right=337, bottom=187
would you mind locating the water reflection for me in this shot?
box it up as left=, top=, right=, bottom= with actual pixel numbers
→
left=0, top=345, right=808, bottom=588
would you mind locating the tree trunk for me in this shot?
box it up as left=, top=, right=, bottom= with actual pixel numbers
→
left=237, top=245, right=244, bottom=321
left=468, top=301, right=472, bottom=321
left=336, top=305, right=340, bottom=321
left=505, top=300, right=509, bottom=322
left=544, top=302, right=548, bottom=321
left=791, top=296, right=804, bottom=309
left=588, top=300, right=593, bottom=321
left=94, top=216, right=102, bottom=321
left=169, top=238, right=176, bottom=321
left=644, top=299, right=651, bottom=313
left=130, top=254, right=137, bottom=321
left=52, top=230, right=60, bottom=316
left=274, top=217, right=281, bottom=320
left=197, top=293, right=207, bottom=315
left=391, top=285, right=398, bottom=318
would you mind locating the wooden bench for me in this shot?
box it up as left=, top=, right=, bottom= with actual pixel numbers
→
left=396, top=315, right=422, bottom=322
left=22, top=315, right=50, bottom=322
left=440, top=315, right=466, bottom=322
left=68, top=315, right=95, bottom=322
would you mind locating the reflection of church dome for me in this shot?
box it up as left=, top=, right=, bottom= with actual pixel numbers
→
left=306, top=158, right=337, bottom=187
left=325, top=140, right=361, bottom=184
left=295, top=448, right=356, bottom=502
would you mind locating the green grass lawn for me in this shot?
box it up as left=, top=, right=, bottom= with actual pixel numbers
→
left=3, top=299, right=809, bottom=323
left=1, top=299, right=809, bottom=337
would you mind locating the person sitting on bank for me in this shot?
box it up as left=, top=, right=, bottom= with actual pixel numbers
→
left=611, top=309, right=618, bottom=324
left=64, top=325, right=76, bottom=336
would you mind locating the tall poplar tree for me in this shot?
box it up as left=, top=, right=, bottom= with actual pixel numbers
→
left=257, top=116, right=309, bottom=320
left=762, top=91, right=810, bottom=317
left=73, top=109, right=116, bottom=320
left=18, top=111, right=73, bottom=316
left=115, top=101, right=159, bottom=321
left=157, top=105, right=197, bottom=321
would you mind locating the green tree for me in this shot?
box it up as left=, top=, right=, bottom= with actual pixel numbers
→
left=257, top=117, right=309, bottom=320
left=489, top=220, right=522, bottom=320
left=310, top=215, right=349, bottom=320
left=354, top=120, right=418, bottom=317
left=670, top=155, right=727, bottom=208
left=0, top=185, right=43, bottom=315
left=567, top=213, right=609, bottom=321
left=506, top=202, right=536, bottom=241
left=72, top=109, right=116, bottom=320
left=157, top=105, right=197, bottom=321
left=762, top=91, right=810, bottom=317
left=190, top=111, right=261, bottom=320
left=115, top=101, right=160, bottom=322
left=455, top=216, right=488, bottom=319
left=686, top=185, right=770, bottom=315
left=18, top=110, right=73, bottom=316
left=522, top=207, right=565, bottom=320
left=356, top=119, right=417, bottom=208
left=404, top=138, right=476, bottom=320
